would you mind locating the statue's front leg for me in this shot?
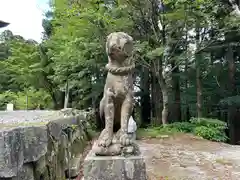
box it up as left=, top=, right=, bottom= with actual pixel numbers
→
left=98, top=89, right=114, bottom=147
left=120, top=94, right=133, bottom=146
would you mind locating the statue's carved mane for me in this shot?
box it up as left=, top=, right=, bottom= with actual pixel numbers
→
left=105, top=63, right=135, bottom=75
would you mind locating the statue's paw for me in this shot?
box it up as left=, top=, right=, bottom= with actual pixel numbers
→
left=98, top=136, right=112, bottom=147
left=120, top=133, right=131, bottom=146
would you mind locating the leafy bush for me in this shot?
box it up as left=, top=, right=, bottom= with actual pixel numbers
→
left=137, top=118, right=228, bottom=142
left=189, top=118, right=228, bottom=142
left=194, top=126, right=228, bottom=142
left=190, top=117, right=227, bottom=130
left=0, top=91, right=18, bottom=110
left=167, top=122, right=195, bottom=133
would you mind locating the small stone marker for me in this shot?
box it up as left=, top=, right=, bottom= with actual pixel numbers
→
left=6, top=103, right=14, bottom=111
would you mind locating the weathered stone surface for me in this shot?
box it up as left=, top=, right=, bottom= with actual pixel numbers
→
left=11, top=164, right=34, bottom=180
left=0, top=111, right=53, bottom=178
left=33, top=156, right=46, bottom=179
left=94, top=140, right=140, bottom=156
left=0, top=126, right=48, bottom=178
left=0, top=109, right=93, bottom=179
left=84, top=142, right=147, bottom=180
left=65, top=155, right=82, bottom=178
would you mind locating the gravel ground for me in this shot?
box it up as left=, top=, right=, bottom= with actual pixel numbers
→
left=80, top=134, right=240, bottom=179
left=139, top=134, right=240, bottom=180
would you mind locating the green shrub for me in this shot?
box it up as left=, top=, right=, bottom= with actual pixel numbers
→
left=194, top=126, right=228, bottom=142
left=167, top=122, right=195, bottom=133
left=0, top=88, right=53, bottom=110
left=190, top=117, right=227, bottom=130
left=0, top=91, right=18, bottom=110
left=137, top=117, right=228, bottom=142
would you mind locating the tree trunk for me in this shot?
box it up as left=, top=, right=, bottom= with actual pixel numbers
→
left=51, top=92, right=59, bottom=110
left=68, top=90, right=73, bottom=108
left=184, top=56, right=190, bottom=121
left=227, top=44, right=236, bottom=144
left=154, top=17, right=169, bottom=125
left=171, top=61, right=181, bottom=122
left=158, top=76, right=168, bottom=124
left=195, top=25, right=203, bottom=118
left=151, top=66, right=163, bottom=125
left=158, top=57, right=168, bottom=125
left=156, top=80, right=163, bottom=124
left=51, top=91, right=64, bottom=110
left=182, top=11, right=190, bottom=121
left=150, top=71, right=156, bottom=119
left=64, top=80, right=69, bottom=109
left=140, top=66, right=151, bottom=126
left=196, top=57, right=203, bottom=118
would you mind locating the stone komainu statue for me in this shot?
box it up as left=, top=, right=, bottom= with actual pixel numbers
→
left=95, top=32, right=138, bottom=156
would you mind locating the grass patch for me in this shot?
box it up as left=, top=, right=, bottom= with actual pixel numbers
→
left=137, top=118, right=228, bottom=142
left=137, top=125, right=179, bottom=139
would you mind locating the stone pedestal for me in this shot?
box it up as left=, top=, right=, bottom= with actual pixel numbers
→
left=83, top=143, right=147, bottom=180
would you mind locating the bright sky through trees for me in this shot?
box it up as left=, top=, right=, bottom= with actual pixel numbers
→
left=0, top=0, right=49, bottom=42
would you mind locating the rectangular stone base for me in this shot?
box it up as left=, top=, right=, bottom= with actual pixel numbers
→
left=83, top=143, right=147, bottom=180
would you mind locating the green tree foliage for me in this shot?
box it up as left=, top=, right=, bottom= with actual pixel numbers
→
left=0, top=89, right=52, bottom=110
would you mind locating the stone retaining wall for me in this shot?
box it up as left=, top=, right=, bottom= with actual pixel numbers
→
left=0, top=109, right=94, bottom=180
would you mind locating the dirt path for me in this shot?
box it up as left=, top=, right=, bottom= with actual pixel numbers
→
left=139, top=133, right=240, bottom=180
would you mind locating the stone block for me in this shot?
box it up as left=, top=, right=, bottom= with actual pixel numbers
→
left=0, top=109, right=92, bottom=179
left=83, top=144, right=147, bottom=180
left=65, top=155, right=82, bottom=178
left=12, top=163, right=34, bottom=180
left=33, top=156, right=46, bottom=179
